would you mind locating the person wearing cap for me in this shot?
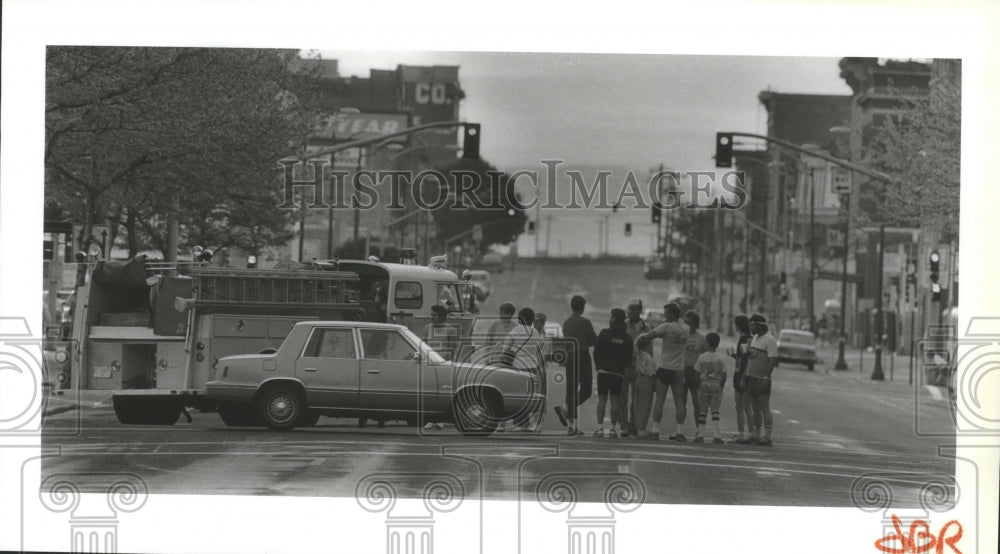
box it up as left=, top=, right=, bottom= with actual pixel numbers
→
left=623, top=298, right=653, bottom=437
left=742, top=314, right=778, bottom=446
left=592, top=308, right=634, bottom=437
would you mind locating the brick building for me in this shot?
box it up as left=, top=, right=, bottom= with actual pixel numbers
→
left=269, top=58, right=466, bottom=265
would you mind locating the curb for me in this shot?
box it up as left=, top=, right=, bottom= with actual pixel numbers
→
left=42, top=404, right=78, bottom=417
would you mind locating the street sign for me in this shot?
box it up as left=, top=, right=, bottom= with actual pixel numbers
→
left=832, top=167, right=851, bottom=194
left=73, top=223, right=111, bottom=260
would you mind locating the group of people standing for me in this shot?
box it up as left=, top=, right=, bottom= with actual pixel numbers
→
left=478, top=294, right=779, bottom=445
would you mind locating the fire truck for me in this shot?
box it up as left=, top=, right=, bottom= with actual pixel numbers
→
left=60, top=254, right=477, bottom=425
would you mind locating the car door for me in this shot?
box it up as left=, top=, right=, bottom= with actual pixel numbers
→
left=294, top=327, right=360, bottom=409
left=359, top=328, right=435, bottom=413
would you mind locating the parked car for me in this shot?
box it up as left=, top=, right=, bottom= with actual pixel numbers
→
left=643, top=257, right=670, bottom=280
left=206, top=321, right=542, bottom=435
left=481, top=253, right=504, bottom=273
left=776, top=329, right=818, bottom=371
left=465, top=269, right=492, bottom=302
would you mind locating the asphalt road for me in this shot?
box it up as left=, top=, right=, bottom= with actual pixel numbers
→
left=40, top=262, right=957, bottom=507
left=42, top=359, right=956, bottom=507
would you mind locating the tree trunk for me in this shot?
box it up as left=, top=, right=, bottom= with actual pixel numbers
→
left=126, top=208, right=139, bottom=258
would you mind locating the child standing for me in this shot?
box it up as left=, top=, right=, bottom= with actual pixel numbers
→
left=694, top=332, right=730, bottom=444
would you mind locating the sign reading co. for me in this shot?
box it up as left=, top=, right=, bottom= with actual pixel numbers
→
left=414, top=82, right=449, bottom=105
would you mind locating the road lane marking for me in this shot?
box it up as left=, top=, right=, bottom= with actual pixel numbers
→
left=820, top=442, right=846, bottom=450
left=805, top=430, right=820, bottom=434
left=771, top=410, right=781, bottom=414
left=788, top=420, right=800, bottom=424
left=618, top=464, right=629, bottom=474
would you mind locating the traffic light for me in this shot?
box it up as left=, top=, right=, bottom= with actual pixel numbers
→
left=43, top=239, right=55, bottom=261
left=462, top=123, right=480, bottom=159
left=780, top=271, right=788, bottom=301
left=651, top=203, right=662, bottom=224
left=624, top=223, right=632, bottom=237
left=929, top=250, right=941, bottom=301
left=715, top=133, right=733, bottom=168
left=527, top=221, right=535, bottom=235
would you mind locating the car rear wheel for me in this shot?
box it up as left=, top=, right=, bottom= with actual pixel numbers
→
left=256, top=385, right=303, bottom=431
left=453, top=389, right=500, bottom=436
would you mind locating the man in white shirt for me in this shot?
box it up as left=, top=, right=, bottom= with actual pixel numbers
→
left=743, top=314, right=778, bottom=446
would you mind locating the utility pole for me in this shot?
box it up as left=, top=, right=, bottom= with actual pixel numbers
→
left=872, top=223, right=887, bottom=381
left=834, top=191, right=851, bottom=370
left=717, top=207, right=725, bottom=332
left=808, top=168, right=817, bottom=334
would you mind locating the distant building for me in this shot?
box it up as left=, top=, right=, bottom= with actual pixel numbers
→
left=275, top=58, right=466, bottom=265
left=755, top=92, right=852, bottom=327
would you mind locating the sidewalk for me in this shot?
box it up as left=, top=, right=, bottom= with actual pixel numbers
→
left=42, top=389, right=113, bottom=417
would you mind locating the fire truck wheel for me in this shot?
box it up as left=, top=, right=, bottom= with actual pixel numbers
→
left=257, top=384, right=303, bottom=431
left=298, top=410, right=321, bottom=427
left=113, top=396, right=181, bottom=425
left=218, top=402, right=258, bottom=427
left=452, top=388, right=500, bottom=436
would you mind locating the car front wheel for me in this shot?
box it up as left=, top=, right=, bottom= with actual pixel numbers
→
left=453, top=389, right=500, bottom=436
left=257, top=385, right=303, bottom=431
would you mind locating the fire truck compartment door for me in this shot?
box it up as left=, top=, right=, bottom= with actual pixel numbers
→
left=153, top=342, right=187, bottom=389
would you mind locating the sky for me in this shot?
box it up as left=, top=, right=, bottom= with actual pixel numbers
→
left=321, top=50, right=853, bottom=173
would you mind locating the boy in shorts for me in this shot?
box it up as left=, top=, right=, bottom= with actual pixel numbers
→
left=694, top=332, right=729, bottom=443
left=593, top=308, right=633, bottom=437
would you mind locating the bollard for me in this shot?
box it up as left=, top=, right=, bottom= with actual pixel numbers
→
left=890, top=351, right=894, bottom=381
left=859, top=347, right=864, bottom=375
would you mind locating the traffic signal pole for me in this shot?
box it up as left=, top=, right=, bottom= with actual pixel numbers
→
left=718, top=131, right=896, bottom=379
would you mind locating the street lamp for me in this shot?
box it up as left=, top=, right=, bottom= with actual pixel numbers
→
left=830, top=126, right=852, bottom=371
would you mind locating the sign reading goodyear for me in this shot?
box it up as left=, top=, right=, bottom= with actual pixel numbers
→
left=313, top=113, right=409, bottom=142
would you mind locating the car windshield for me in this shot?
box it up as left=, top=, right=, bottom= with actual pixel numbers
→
left=401, top=328, right=447, bottom=363
left=780, top=332, right=815, bottom=345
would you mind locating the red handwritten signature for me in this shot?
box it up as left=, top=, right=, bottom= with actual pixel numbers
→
left=874, top=514, right=963, bottom=554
